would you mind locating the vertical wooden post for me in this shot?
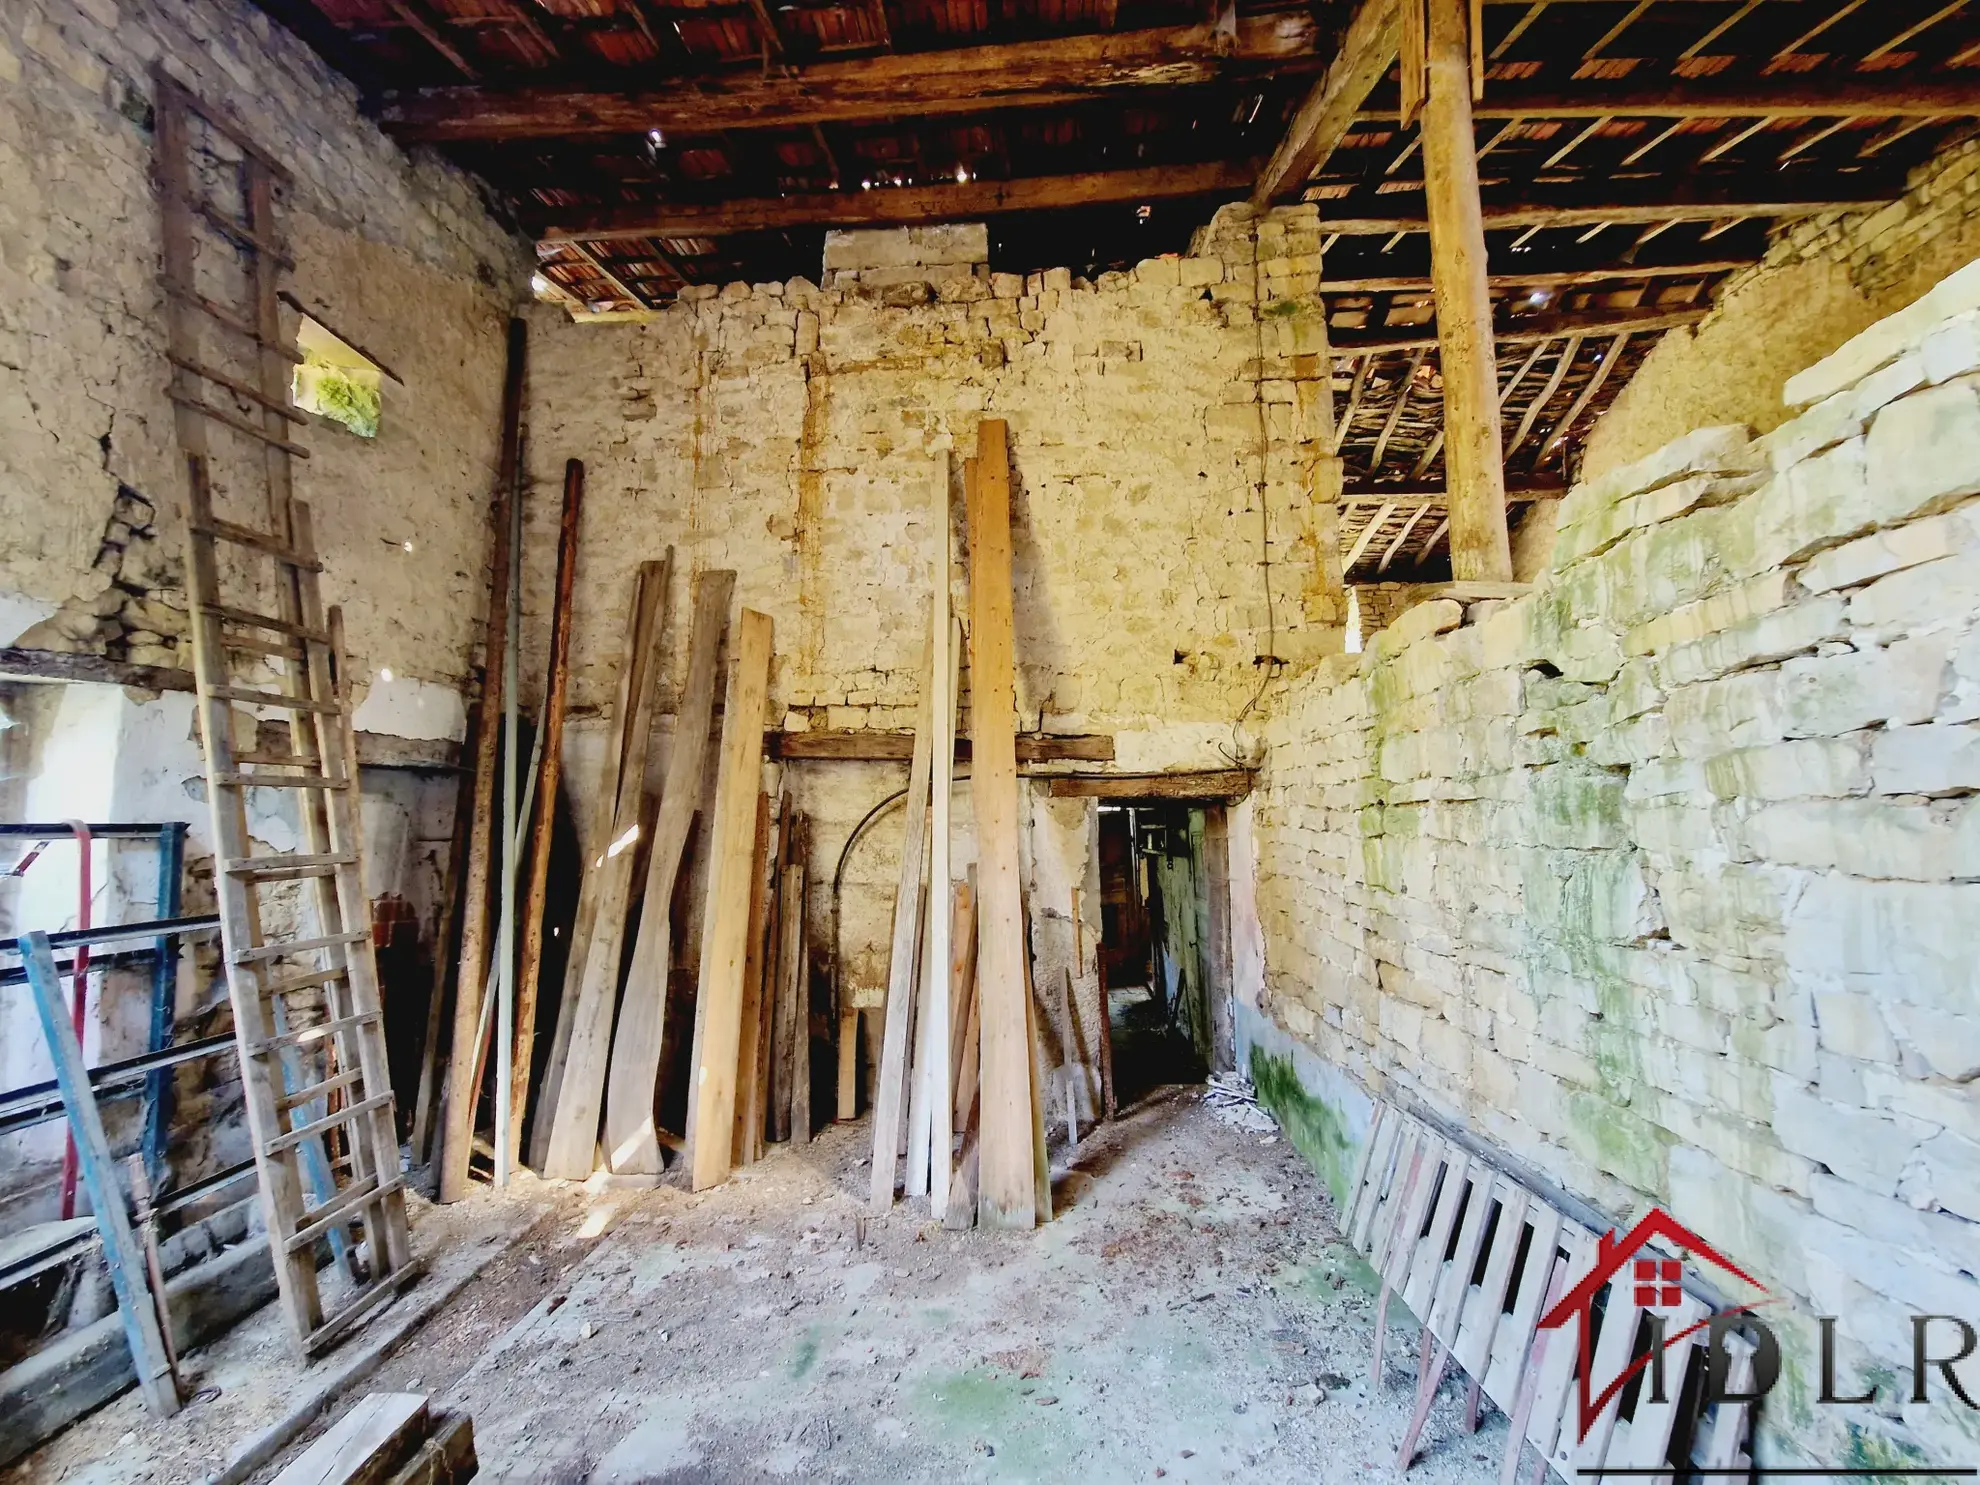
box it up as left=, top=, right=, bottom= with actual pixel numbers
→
left=969, top=420, right=1037, bottom=1230
left=509, top=458, right=583, bottom=1168
left=1421, top=0, right=1512, bottom=583
left=439, top=316, right=526, bottom=1203
left=688, top=609, right=775, bottom=1192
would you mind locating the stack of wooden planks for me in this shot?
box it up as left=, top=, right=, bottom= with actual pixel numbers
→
left=870, top=425, right=1050, bottom=1229
left=270, top=1393, right=474, bottom=1485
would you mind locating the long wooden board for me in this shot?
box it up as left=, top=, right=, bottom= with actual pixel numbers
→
left=868, top=616, right=936, bottom=1211
left=687, top=608, right=775, bottom=1192
left=969, top=422, right=1036, bottom=1229
left=528, top=565, right=659, bottom=1171
left=602, top=569, right=734, bottom=1175
left=272, top=1393, right=428, bottom=1485
left=732, top=790, right=774, bottom=1165
left=540, top=556, right=671, bottom=1179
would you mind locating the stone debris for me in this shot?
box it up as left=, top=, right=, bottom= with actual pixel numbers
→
left=1203, top=1072, right=1278, bottom=1135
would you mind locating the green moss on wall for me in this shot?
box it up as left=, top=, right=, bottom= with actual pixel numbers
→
left=1249, top=1047, right=1357, bottom=1204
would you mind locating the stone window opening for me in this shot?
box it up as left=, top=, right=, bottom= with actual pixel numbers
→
left=286, top=303, right=397, bottom=439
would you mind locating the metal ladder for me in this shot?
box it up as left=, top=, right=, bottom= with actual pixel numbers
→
left=153, top=69, right=413, bottom=1353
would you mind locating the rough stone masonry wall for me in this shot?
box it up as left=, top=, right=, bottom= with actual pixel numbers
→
left=1253, top=262, right=1980, bottom=1469
left=523, top=205, right=1346, bottom=1040
left=1, top=0, right=528, bottom=715
left=1585, top=136, right=1980, bottom=481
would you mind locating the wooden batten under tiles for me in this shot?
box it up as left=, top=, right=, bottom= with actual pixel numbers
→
left=688, top=609, right=776, bottom=1192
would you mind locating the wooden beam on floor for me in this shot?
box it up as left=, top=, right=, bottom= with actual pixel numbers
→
left=1330, top=303, right=1705, bottom=353
left=382, top=17, right=1318, bottom=140
left=768, top=730, right=1114, bottom=762
left=688, top=609, right=776, bottom=1193
left=1358, top=74, right=1980, bottom=121
left=1422, top=0, right=1510, bottom=582
left=542, top=161, right=1253, bottom=241
left=1251, top=0, right=1399, bottom=205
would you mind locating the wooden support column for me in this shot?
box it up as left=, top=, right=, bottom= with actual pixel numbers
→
left=1421, top=0, right=1513, bottom=582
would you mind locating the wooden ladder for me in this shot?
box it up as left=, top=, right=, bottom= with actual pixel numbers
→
left=153, top=70, right=413, bottom=1353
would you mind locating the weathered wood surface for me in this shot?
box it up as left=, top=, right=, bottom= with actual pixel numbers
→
left=969, top=423, right=1037, bottom=1231
left=1044, top=771, right=1254, bottom=800
left=1252, top=0, right=1398, bottom=204
left=687, top=609, right=775, bottom=1192
left=540, top=557, right=671, bottom=1179
left=768, top=730, right=1113, bottom=763
left=732, top=790, right=774, bottom=1166
left=603, top=570, right=734, bottom=1176
left=385, top=17, right=1320, bottom=140
left=270, top=1393, right=428, bottom=1485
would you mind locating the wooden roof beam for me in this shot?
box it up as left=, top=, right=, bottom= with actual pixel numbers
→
left=379, top=16, right=1320, bottom=141
left=542, top=160, right=1254, bottom=240
left=1252, top=0, right=1399, bottom=206
left=1319, top=259, right=1752, bottom=291
left=1312, top=184, right=1894, bottom=235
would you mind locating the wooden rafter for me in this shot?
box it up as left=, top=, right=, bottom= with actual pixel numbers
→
left=1329, top=304, right=1706, bottom=353
left=1369, top=348, right=1427, bottom=476
left=1506, top=334, right=1582, bottom=457
left=1310, top=185, right=1892, bottom=236
left=1251, top=0, right=1400, bottom=205
left=381, top=0, right=480, bottom=80
left=1540, top=331, right=1629, bottom=459
left=379, top=17, right=1321, bottom=141
left=1321, top=260, right=1753, bottom=291
left=1356, top=76, right=1980, bottom=121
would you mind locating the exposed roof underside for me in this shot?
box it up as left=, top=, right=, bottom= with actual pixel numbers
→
left=263, top=0, right=1980, bottom=579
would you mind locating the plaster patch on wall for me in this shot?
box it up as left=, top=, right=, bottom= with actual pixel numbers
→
left=0, top=592, right=59, bottom=646
left=351, top=672, right=467, bottom=742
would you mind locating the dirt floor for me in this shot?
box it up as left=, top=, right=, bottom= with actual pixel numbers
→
left=21, top=1087, right=1505, bottom=1484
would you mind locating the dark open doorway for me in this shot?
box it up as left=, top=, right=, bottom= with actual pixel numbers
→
left=1094, top=801, right=1235, bottom=1112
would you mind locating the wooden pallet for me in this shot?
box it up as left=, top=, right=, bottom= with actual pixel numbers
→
left=1343, top=1103, right=1753, bottom=1482
left=156, top=73, right=413, bottom=1353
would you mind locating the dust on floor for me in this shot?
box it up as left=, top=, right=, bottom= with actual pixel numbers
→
left=22, top=1088, right=1504, bottom=1484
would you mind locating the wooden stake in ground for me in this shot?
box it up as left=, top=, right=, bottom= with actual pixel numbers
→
left=783, top=823, right=813, bottom=1145
left=969, top=422, right=1038, bottom=1230
left=688, top=608, right=775, bottom=1192
left=1423, top=0, right=1512, bottom=581
left=529, top=566, right=655, bottom=1171
left=603, top=570, right=734, bottom=1176
left=540, top=556, right=672, bottom=1180
left=508, top=457, right=584, bottom=1169
left=438, top=316, right=526, bottom=1204
left=868, top=615, right=937, bottom=1211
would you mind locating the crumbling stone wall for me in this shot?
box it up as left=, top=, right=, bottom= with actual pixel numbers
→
left=1585, top=137, right=1980, bottom=479
left=1253, top=262, right=1980, bottom=1468
left=524, top=205, right=1348, bottom=1022
left=0, top=0, right=528, bottom=702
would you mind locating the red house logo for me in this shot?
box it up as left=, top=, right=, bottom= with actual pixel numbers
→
left=1536, top=1208, right=1774, bottom=1441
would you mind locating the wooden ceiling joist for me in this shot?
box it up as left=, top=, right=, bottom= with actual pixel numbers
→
left=1357, top=75, right=1980, bottom=122
left=1340, top=486, right=1563, bottom=504
left=379, top=16, right=1320, bottom=141
left=1330, top=303, right=1708, bottom=353
left=1252, top=0, right=1399, bottom=205
left=1320, top=259, right=1753, bottom=291
left=543, top=160, right=1255, bottom=240
left=1311, top=185, right=1894, bottom=236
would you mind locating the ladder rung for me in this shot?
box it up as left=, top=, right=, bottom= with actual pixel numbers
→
left=233, top=751, right=319, bottom=768
left=225, top=851, right=356, bottom=878
left=161, top=278, right=303, bottom=361
left=278, top=1067, right=363, bottom=1113
left=206, top=605, right=330, bottom=645
left=168, top=351, right=309, bottom=424
left=223, top=635, right=307, bottom=662
left=232, top=929, right=367, bottom=967
left=205, top=685, right=340, bottom=715
left=303, top=1268, right=413, bottom=1356
left=243, top=1007, right=377, bottom=1052
left=265, top=1093, right=393, bottom=1156
left=285, top=1173, right=403, bottom=1255
left=168, top=392, right=311, bottom=458
left=191, top=516, right=321, bottom=570
left=263, top=965, right=350, bottom=997
left=178, top=194, right=298, bottom=267
left=213, top=772, right=344, bottom=790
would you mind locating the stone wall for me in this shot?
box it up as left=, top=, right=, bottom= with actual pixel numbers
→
left=1584, top=137, right=1980, bottom=480
left=1253, top=262, right=1980, bottom=1467
left=1, top=0, right=528, bottom=704
left=522, top=205, right=1347, bottom=1034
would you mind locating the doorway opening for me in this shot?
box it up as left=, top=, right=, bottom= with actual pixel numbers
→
left=1095, top=801, right=1235, bottom=1112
